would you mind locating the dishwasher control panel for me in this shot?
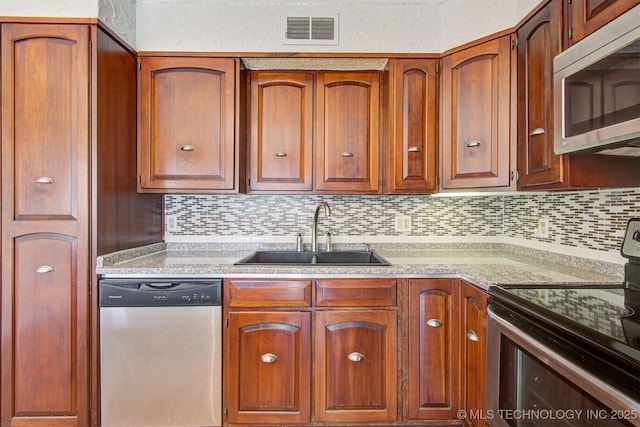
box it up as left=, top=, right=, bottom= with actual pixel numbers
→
left=99, top=279, right=222, bottom=307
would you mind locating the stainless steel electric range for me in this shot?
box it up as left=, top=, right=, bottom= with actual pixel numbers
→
left=487, top=218, right=640, bottom=427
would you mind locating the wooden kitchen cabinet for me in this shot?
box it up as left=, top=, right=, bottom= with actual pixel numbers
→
left=227, top=311, right=312, bottom=424
left=406, top=279, right=488, bottom=425
left=315, top=310, right=398, bottom=423
left=406, top=279, right=459, bottom=420
left=517, top=0, right=564, bottom=189
left=248, top=71, right=314, bottom=191
left=1, top=21, right=162, bottom=427
left=247, top=70, right=381, bottom=193
left=460, top=281, right=488, bottom=427
left=224, top=278, right=398, bottom=426
left=385, top=59, right=439, bottom=194
left=314, top=279, right=398, bottom=423
left=517, top=0, right=640, bottom=190
left=441, top=35, right=515, bottom=190
left=315, top=72, right=381, bottom=193
left=224, top=279, right=312, bottom=424
left=564, top=0, right=640, bottom=47
left=138, top=56, right=241, bottom=192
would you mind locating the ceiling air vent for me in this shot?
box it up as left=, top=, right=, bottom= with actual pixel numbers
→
left=285, top=15, right=339, bottom=45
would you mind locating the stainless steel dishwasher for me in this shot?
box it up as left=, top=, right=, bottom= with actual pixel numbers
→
left=99, top=278, right=222, bottom=427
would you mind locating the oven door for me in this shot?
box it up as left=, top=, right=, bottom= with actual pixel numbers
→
left=486, top=305, right=640, bottom=427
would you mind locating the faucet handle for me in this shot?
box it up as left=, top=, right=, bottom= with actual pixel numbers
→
left=363, top=242, right=371, bottom=251
left=325, top=232, right=332, bottom=252
left=296, top=233, right=304, bottom=252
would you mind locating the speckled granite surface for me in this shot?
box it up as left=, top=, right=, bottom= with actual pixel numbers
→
left=96, top=243, right=625, bottom=291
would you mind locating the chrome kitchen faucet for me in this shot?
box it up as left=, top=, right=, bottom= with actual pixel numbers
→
left=311, top=202, right=331, bottom=252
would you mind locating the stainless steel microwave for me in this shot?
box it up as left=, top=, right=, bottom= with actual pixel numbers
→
left=554, top=5, right=640, bottom=156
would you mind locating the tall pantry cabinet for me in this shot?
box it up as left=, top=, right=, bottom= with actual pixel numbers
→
left=0, top=21, right=163, bottom=427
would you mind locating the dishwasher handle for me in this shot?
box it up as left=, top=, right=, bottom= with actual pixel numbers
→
left=100, top=279, right=222, bottom=307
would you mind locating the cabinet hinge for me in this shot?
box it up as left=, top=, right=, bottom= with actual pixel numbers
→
left=568, top=27, right=573, bottom=40
left=511, top=36, right=518, bottom=50
left=510, top=170, right=519, bottom=181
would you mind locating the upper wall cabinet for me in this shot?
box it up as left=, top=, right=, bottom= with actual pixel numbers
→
left=247, top=70, right=381, bottom=194
left=385, top=59, right=439, bottom=194
left=565, top=0, right=640, bottom=46
left=517, top=0, right=564, bottom=188
left=315, top=72, right=381, bottom=193
left=517, top=0, right=640, bottom=190
left=441, top=35, right=515, bottom=190
left=138, top=56, right=241, bottom=193
left=248, top=71, right=314, bottom=192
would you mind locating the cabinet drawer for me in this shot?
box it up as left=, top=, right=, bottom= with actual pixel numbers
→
left=316, top=279, right=397, bottom=307
left=226, top=279, right=312, bottom=307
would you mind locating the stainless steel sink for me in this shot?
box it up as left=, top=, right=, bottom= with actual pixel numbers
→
left=234, top=250, right=390, bottom=266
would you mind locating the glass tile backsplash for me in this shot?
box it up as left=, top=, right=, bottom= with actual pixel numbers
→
left=164, top=188, right=639, bottom=255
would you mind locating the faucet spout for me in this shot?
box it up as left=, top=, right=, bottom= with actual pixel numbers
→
left=311, top=202, right=331, bottom=252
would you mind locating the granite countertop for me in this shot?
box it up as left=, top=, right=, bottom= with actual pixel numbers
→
left=96, top=242, right=625, bottom=291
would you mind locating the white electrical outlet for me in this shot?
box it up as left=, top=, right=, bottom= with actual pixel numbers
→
left=537, top=218, right=549, bottom=238
left=395, top=215, right=411, bottom=232
left=166, top=215, right=178, bottom=232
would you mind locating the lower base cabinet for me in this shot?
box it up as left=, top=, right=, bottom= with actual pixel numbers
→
left=224, top=278, right=486, bottom=426
left=315, top=310, right=398, bottom=423
left=407, top=279, right=460, bottom=420
left=406, top=279, right=488, bottom=426
left=227, top=311, right=312, bottom=425
left=461, top=280, right=488, bottom=427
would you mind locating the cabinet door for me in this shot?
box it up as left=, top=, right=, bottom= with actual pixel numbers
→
left=441, top=35, right=513, bottom=190
left=1, top=23, right=89, bottom=221
left=315, top=72, right=381, bottom=193
left=315, top=310, right=398, bottom=423
left=138, top=57, right=237, bottom=191
left=387, top=59, right=438, bottom=193
left=460, top=282, right=488, bottom=427
left=249, top=72, right=314, bottom=191
left=2, top=234, right=89, bottom=427
left=227, top=311, right=311, bottom=424
left=566, top=0, right=640, bottom=46
left=517, top=0, right=564, bottom=188
left=1, top=23, right=90, bottom=427
left=407, top=279, right=459, bottom=420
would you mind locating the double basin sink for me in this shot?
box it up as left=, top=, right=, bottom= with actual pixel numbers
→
left=235, top=250, right=390, bottom=266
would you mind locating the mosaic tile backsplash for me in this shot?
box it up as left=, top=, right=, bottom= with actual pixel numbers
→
left=165, top=188, right=640, bottom=255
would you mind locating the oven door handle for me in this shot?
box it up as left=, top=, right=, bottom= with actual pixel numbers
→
left=488, top=306, right=640, bottom=422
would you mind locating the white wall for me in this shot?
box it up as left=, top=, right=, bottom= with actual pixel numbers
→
left=0, top=0, right=97, bottom=17
left=135, top=0, right=540, bottom=52
left=0, top=0, right=136, bottom=47
left=99, top=0, right=136, bottom=45
left=0, top=0, right=540, bottom=52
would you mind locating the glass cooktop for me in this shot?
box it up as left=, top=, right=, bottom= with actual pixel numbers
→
left=489, top=284, right=640, bottom=363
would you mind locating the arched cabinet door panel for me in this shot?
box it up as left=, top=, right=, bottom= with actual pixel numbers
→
left=1, top=23, right=89, bottom=221
left=227, top=311, right=311, bottom=425
left=441, top=35, right=513, bottom=190
left=138, top=56, right=238, bottom=192
left=3, top=233, right=88, bottom=425
left=314, top=310, right=398, bottom=423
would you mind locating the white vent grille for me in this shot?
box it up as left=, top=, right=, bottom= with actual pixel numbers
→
left=285, top=15, right=338, bottom=45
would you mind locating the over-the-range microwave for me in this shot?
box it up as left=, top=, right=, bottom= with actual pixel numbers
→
left=554, top=4, right=640, bottom=156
